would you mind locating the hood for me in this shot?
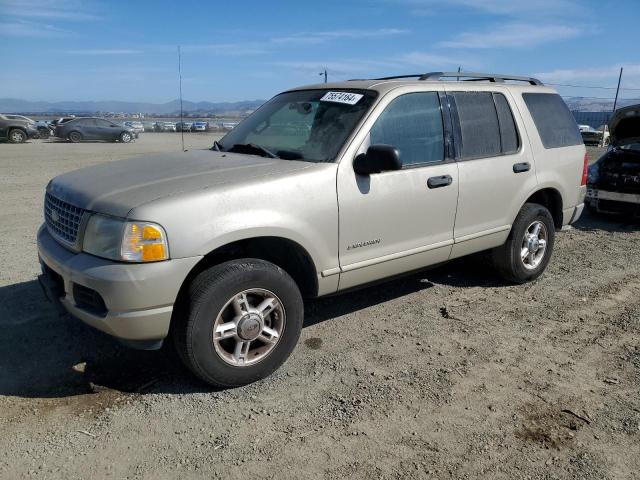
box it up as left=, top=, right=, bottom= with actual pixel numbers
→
left=609, top=104, right=640, bottom=146
left=47, top=150, right=315, bottom=217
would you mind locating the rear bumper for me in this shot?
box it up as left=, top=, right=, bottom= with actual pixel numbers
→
left=37, top=225, right=202, bottom=344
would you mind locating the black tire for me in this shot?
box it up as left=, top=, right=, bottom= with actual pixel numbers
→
left=119, top=131, right=133, bottom=143
left=491, top=203, right=555, bottom=283
left=8, top=128, right=27, bottom=144
left=68, top=131, right=82, bottom=143
left=173, top=259, right=304, bottom=387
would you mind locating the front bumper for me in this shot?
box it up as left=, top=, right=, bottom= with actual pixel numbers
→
left=37, top=225, right=201, bottom=344
left=586, top=187, right=640, bottom=215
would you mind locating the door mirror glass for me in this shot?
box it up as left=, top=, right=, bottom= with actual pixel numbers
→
left=353, top=144, right=401, bottom=175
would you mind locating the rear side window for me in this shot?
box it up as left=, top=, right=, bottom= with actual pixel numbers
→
left=369, top=92, right=444, bottom=166
left=450, top=92, right=501, bottom=159
left=493, top=93, right=519, bottom=154
left=522, top=93, right=582, bottom=148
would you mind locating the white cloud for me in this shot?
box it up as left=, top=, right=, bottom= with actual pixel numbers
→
left=399, top=51, right=468, bottom=67
left=0, top=20, right=71, bottom=37
left=0, top=0, right=99, bottom=21
left=439, top=23, right=581, bottom=49
left=535, top=64, right=640, bottom=90
left=272, top=28, right=408, bottom=45
left=65, top=49, right=144, bottom=55
left=401, top=0, right=582, bottom=16
left=178, top=43, right=267, bottom=55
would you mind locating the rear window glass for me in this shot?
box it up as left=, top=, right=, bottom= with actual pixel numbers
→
left=450, top=92, right=501, bottom=159
left=522, top=93, right=582, bottom=148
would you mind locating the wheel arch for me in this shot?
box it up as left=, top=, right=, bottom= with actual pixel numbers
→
left=521, top=187, right=564, bottom=229
left=173, top=236, right=319, bottom=318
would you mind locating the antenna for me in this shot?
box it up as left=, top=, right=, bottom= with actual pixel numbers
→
left=319, top=68, right=327, bottom=83
left=612, top=67, right=623, bottom=113
left=178, top=45, right=185, bottom=152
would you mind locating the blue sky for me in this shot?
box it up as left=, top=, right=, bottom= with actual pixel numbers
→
left=1, top=0, right=639, bottom=103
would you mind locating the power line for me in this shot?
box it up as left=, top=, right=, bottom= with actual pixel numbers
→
left=547, top=82, right=640, bottom=91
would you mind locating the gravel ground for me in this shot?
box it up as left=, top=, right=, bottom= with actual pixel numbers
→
left=1, top=138, right=639, bottom=479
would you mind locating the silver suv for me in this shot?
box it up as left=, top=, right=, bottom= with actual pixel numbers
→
left=38, top=72, right=587, bottom=387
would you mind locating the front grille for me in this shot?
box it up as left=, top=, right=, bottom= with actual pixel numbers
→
left=44, top=192, right=85, bottom=246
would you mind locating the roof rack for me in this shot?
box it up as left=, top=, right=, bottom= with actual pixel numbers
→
left=370, top=71, right=543, bottom=86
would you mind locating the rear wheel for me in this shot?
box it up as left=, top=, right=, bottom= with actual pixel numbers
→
left=173, top=259, right=303, bottom=387
left=8, top=129, right=27, bottom=143
left=68, top=131, right=82, bottom=143
left=120, top=131, right=132, bottom=143
left=491, top=203, right=555, bottom=283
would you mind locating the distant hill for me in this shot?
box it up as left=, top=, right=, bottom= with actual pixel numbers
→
left=563, top=96, right=640, bottom=112
left=0, top=98, right=266, bottom=115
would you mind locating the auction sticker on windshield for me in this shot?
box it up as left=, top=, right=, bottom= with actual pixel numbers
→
left=320, top=92, right=364, bottom=105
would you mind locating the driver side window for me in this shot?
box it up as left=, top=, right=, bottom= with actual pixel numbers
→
left=369, top=92, right=444, bottom=167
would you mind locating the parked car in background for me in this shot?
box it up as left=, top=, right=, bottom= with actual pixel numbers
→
left=0, top=114, right=40, bottom=143
left=176, top=121, right=192, bottom=132
left=154, top=121, right=177, bottom=132
left=2, top=114, right=52, bottom=138
left=38, top=72, right=587, bottom=387
left=124, top=121, right=144, bottom=136
left=192, top=121, right=208, bottom=132
left=142, top=122, right=156, bottom=132
left=54, top=117, right=137, bottom=143
left=580, top=125, right=603, bottom=146
left=587, top=104, right=640, bottom=215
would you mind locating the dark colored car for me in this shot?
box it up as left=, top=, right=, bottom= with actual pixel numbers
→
left=0, top=114, right=40, bottom=143
left=580, top=127, right=603, bottom=146
left=54, top=117, right=136, bottom=143
left=586, top=104, right=640, bottom=216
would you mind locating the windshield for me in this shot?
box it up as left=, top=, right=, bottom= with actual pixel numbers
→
left=218, top=89, right=377, bottom=163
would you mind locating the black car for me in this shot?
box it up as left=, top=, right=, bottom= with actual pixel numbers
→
left=0, top=114, right=40, bottom=143
left=54, top=117, right=136, bottom=143
left=586, top=104, right=640, bottom=216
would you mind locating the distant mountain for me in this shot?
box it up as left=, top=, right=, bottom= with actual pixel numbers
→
left=0, top=98, right=266, bottom=115
left=563, top=96, right=640, bottom=112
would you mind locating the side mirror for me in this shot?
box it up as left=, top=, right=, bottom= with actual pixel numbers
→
left=353, top=144, right=401, bottom=175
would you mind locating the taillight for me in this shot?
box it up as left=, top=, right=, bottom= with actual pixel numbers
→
left=581, top=152, right=589, bottom=186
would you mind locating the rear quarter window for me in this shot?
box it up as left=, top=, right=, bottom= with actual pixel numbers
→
left=522, top=93, right=582, bottom=148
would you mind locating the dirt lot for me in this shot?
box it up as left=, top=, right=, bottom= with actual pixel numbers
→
left=1, top=136, right=638, bottom=479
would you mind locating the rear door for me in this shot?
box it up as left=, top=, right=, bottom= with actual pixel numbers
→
left=337, top=88, right=459, bottom=290
left=446, top=89, right=538, bottom=258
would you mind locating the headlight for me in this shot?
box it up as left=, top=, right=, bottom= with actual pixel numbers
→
left=82, top=215, right=169, bottom=262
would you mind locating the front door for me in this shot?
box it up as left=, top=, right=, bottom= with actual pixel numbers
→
left=337, top=90, right=459, bottom=290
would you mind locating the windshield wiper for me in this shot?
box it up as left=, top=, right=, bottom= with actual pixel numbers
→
left=211, top=140, right=223, bottom=151
left=227, top=143, right=279, bottom=159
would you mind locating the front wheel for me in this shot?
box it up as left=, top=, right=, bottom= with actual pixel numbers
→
left=8, top=129, right=27, bottom=143
left=491, top=203, right=555, bottom=283
left=120, top=131, right=132, bottom=143
left=173, top=259, right=304, bottom=387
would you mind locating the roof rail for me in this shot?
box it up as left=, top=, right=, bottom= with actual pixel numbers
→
left=371, top=71, right=543, bottom=86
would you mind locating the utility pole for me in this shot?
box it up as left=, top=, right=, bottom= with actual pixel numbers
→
left=178, top=45, right=185, bottom=152
left=319, top=68, right=327, bottom=83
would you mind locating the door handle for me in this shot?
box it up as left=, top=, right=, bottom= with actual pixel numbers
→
left=513, top=162, right=531, bottom=173
left=427, top=175, right=453, bottom=189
